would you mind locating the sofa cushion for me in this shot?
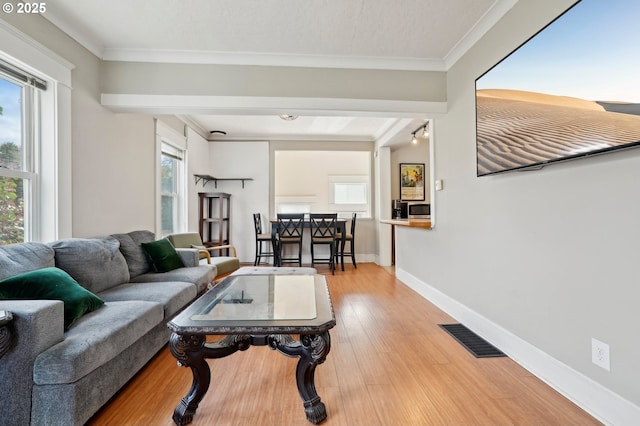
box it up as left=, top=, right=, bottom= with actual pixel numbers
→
left=0, top=242, right=55, bottom=280
left=33, top=300, right=163, bottom=385
left=130, top=265, right=215, bottom=294
left=111, top=230, right=155, bottom=279
left=141, top=238, right=184, bottom=273
left=209, top=256, right=240, bottom=277
left=0, top=267, right=104, bottom=331
left=49, top=237, right=130, bottom=294
left=98, top=281, right=196, bottom=319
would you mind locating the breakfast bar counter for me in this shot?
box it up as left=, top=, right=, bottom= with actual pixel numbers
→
left=380, top=218, right=432, bottom=230
left=380, top=218, right=431, bottom=265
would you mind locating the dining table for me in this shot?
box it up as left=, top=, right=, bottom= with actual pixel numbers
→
left=269, top=217, right=347, bottom=269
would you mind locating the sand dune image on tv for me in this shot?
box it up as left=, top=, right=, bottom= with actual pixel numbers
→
left=476, top=89, right=640, bottom=176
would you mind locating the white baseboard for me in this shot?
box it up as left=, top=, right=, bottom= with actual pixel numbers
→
left=356, top=254, right=376, bottom=264
left=295, top=253, right=375, bottom=267
left=396, top=267, right=640, bottom=426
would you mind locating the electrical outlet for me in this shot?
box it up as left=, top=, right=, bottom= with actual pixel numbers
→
left=591, top=338, right=610, bottom=371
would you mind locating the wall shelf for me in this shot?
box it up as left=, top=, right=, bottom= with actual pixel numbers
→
left=194, top=174, right=253, bottom=188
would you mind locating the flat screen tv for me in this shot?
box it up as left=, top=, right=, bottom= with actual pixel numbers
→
left=475, top=0, right=640, bottom=177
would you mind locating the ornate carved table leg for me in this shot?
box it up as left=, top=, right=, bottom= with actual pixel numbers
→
left=169, top=333, right=208, bottom=426
left=269, top=331, right=332, bottom=424
left=169, top=333, right=252, bottom=426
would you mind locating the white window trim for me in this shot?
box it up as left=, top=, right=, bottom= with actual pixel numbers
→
left=0, top=20, right=74, bottom=241
left=0, top=73, right=38, bottom=242
left=155, top=119, right=187, bottom=236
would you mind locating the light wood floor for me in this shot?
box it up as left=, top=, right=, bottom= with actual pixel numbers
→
left=88, top=263, right=600, bottom=425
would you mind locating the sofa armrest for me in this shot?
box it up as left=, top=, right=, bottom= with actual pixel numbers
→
left=0, top=300, right=64, bottom=359
left=175, top=248, right=200, bottom=267
left=206, top=244, right=237, bottom=257
left=0, top=300, right=64, bottom=422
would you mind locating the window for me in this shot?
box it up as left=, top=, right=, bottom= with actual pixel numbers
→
left=332, top=182, right=367, bottom=205
left=160, top=144, right=183, bottom=235
left=0, top=63, right=43, bottom=244
left=329, top=176, right=370, bottom=217
left=156, top=121, right=187, bottom=236
left=1, top=22, right=73, bottom=243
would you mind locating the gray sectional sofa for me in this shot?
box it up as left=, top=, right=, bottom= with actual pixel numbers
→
left=0, top=230, right=216, bottom=426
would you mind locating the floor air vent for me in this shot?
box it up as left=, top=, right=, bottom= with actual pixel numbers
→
left=439, top=323, right=506, bottom=358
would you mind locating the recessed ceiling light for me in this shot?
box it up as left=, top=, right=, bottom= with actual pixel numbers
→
left=279, top=114, right=298, bottom=121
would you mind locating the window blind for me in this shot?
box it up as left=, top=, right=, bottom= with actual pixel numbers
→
left=0, top=58, right=47, bottom=90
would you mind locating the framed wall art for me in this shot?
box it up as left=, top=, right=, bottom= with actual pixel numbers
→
left=400, top=163, right=425, bottom=201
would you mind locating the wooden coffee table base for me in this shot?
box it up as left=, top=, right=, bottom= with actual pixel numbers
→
left=169, top=331, right=332, bottom=425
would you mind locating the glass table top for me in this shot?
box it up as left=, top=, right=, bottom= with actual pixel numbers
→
left=168, top=274, right=335, bottom=335
left=193, top=274, right=317, bottom=321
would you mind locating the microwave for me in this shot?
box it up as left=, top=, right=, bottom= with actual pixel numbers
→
left=408, top=203, right=430, bottom=218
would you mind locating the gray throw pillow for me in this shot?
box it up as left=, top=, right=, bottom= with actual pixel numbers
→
left=0, top=242, right=55, bottom=280
left=49, top=237, right=130, bottom=293
left=112, top=230, right=155, bottom=279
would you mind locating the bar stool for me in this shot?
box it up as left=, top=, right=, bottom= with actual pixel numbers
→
left=276, top=213, right=304, bottom=267
left=253, top=213, right=275, bottom=266
left=309, top=213, right=338, bottom=275
left=337, top=212, right=357, bottom=270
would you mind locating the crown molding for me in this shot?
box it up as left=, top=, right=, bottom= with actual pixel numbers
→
left=0, top=19, right=74, bottom=86
left=42, top=0, right=516, bottom=72
left=176, top=115, right=209, bottom=139
left=445, top=0, right=518, bottom=69
left=41, top=7, right=104, bottom=58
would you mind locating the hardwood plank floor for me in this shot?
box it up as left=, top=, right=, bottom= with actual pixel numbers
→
left=88, top=263, right=601, bottom=425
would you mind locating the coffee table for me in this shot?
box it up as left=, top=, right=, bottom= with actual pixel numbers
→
left=167, top=273, right=336, bottom=425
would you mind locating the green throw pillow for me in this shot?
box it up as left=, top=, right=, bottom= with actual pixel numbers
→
left=141, top=238, right=184, bottom=273
left=0, top=267, right=105, bottom=331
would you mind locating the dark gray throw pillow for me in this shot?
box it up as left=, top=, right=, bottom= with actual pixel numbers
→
left=112, top=230, right=155, bottom=278
left=49, top=237, right=130, bottom=293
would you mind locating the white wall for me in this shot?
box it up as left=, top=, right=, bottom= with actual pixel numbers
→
left=186, top=127, right=213, bottom=231
left=376, top=146, right=392, bottom=265
left=395, top=0, right=640, bottom=423
left=102, top=61, right=447, bottom=103
left=206, top=141, right=270, bottom=263
left=274, top=150, right=371, bottom=216
left=1, top=12, right=158, bottom=238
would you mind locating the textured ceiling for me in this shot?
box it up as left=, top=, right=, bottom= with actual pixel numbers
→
left=45, top=0, right=498, bottom=68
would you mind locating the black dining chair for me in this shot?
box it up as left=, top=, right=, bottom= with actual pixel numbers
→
left=309, top=213, right=338, bottom=274
left=276, top=213, right=305, bottom=267
left=336, top=212, right=357, bottom=270
left=253, top=213, right=275, bottom=266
